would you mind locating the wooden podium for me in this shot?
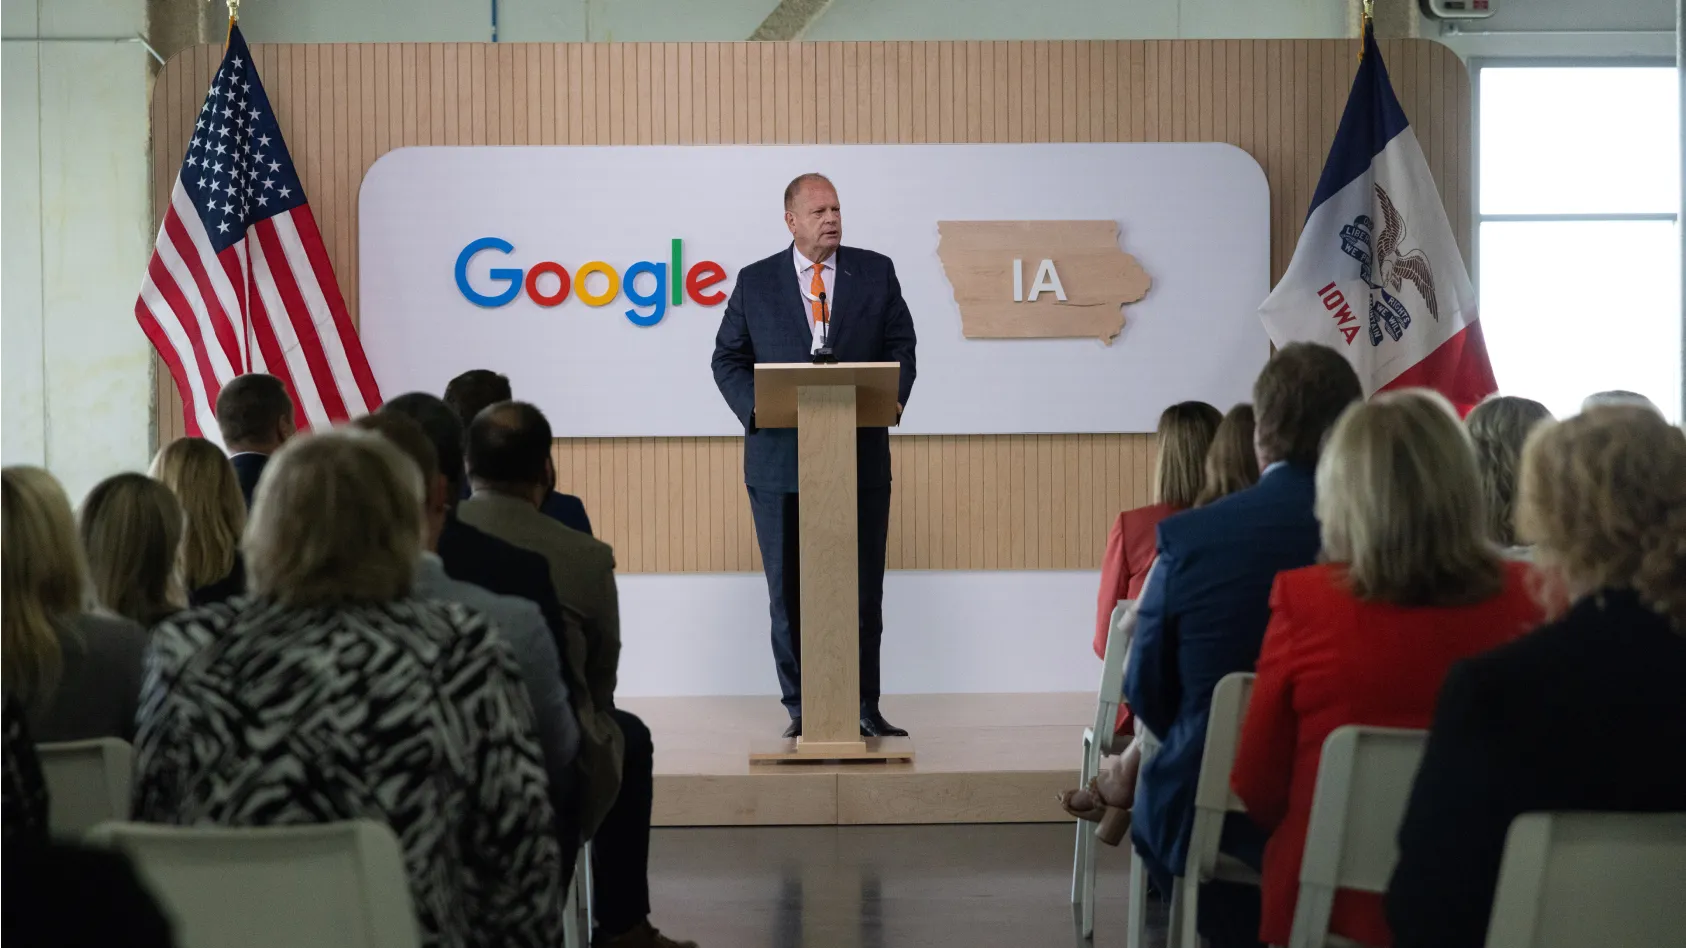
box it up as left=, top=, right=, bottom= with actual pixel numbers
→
left=747, top=362, right=915, bottom=764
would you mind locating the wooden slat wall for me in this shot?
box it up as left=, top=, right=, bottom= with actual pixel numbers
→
left=150, top=40, right=1471, bottom=574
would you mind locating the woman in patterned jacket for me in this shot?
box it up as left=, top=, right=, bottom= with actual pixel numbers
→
left=132, top=429, right=566, bottom=948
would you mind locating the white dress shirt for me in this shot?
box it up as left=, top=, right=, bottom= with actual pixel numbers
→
left=794, top=246, right=836, bottom=354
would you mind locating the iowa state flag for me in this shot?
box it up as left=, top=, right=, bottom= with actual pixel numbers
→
left=1259, top=26, right=1496, bottom=407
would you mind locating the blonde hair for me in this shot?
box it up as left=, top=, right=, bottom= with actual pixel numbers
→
left=1197, top=404, right=1260, bottom=506
left=1465, top=395, right=1554, bottom=547
left=1154, top=401, right=1223, bottom=509
left=1316, top=389, right=1504, bottom=607
left=150, top=438, right=246, bottom=590
left=1517, top=406, right=1686, bottom=631
left=244, top=429, right=424, bottom=607
left=1, top=467, right=90, bottom=701
left=79, top=474, right=186, bottom=627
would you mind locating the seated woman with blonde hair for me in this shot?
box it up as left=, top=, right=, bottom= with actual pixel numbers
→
left=1197, top=403, right=1260, bottom=506
left=1463, top=394, right=1553, bottom=554
left=151, top=437, right=247, bottom=605
left=132, top=429, right=566, bottom=948
left=2, top=467, right=148, bottom=742
left=1094, top=401, right=1222, bottom=659
left=79, top=474, right=186, bottom=628
left=1064, top=402, right=1238, bottom=843
left=1230, top=390, right=1543, bottom=948
left=1388, top=405, right=1686, bottom=948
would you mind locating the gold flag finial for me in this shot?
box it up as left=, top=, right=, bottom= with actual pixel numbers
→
left=1358, top=0, right=1374, bottom=60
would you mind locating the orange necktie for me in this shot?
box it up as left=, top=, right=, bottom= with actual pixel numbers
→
left=809, top=263, right=827, bottom=330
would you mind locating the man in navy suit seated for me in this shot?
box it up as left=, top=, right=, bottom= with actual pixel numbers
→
left=443, top=369, right=593, bottom=536
left=215, top=373, right=296, bottom=507
left=1125, top=343, right=1362, bottom=948
left=711, top=172, right=918, bottom=740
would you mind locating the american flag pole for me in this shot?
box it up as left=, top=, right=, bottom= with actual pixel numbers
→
left=133, top=8, right=381, bottom=443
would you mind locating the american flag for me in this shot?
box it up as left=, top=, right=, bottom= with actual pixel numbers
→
left=136, top=24, right=380, bottom=442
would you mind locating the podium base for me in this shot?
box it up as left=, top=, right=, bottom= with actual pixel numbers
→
left=748, top=735, right=915, bottom=764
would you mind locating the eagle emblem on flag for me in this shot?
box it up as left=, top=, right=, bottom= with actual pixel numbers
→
left=1337, top=184, right=1441, bottom=347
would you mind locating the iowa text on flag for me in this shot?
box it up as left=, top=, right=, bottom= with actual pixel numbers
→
left=1258, top=26, right=1495, bottom=408
left=135, top=24, right=381, bottom=443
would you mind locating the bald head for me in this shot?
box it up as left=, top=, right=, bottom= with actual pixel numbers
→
left=783, top=172, right=841, bottom=264
left=466, top=400, right=553, bottom=493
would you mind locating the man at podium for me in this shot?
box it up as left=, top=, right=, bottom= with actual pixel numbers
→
left=711, top=172, right=918, bottom=740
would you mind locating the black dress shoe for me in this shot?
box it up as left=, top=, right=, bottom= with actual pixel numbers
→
left=782, top=717, right=802, bottom=739
left=859, top=712, right=908, bottom=738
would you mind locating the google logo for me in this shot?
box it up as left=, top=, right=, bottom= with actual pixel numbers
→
left=454, top=237, right=729, bottom=327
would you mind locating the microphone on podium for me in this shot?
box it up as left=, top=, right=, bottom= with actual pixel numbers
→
left=812, top=290, right=837, bottom=364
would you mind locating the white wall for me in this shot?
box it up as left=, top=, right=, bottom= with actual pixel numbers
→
left=235, top=0, right=1675, bottom=48
left=1, top=0, right=154, bottom=501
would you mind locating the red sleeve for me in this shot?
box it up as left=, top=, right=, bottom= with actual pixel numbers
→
left=1094, top=512, right=1130, bottom=660
left=1232, top=571, right=1301, bottom=833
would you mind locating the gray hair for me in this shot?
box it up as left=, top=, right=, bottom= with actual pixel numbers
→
left=244, top=429, right=424, bottom=607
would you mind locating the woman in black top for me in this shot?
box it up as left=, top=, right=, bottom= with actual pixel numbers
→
left=1387, top=405, right=1686, bottom=948
left=151, top=437, right=246, bottom=606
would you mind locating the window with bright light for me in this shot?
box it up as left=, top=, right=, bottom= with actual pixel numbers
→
left=1478, top=66, right=1681, bottom=421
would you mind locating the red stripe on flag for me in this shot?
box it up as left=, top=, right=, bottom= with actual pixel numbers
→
left=220, top=251, right=249, bottom=371
left=1378, top=319, right=1499, bottom=412
left=147, top=250, right=224, bottom=412
left=163, top=214, right=243, bottom=375
left=135, top=300, right=204, bottom=438
left=233, top=244, right=308, bottom=431
left=290, top=206, right=382, bottom=411
left=253, top=219, right=350, bottom=423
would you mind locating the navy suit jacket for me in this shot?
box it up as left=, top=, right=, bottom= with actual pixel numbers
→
left=229, top=452, right=268, bottom=508
left=1123, top=463, right=1323, bottom=879
left=711, top=244, right=917, bottom=492
left=540, top=491, right=593, bottom=536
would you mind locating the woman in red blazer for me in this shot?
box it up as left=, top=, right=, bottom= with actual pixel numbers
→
left=1093, top=401, right=1223, bottom=659
left=1231, top=391, right=1542, bottom=948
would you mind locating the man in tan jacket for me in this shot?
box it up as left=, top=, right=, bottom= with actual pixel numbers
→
left=459, top=400, right=692, bottom=948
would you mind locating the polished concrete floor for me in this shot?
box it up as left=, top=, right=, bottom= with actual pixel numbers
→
left=646, top=823, right=1167, bottom=948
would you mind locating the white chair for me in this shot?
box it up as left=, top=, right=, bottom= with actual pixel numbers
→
left=563, top=841, right=595, bottom=948
left=1073, top=598, right=1134, bottom=939
left=36, top=738, right=133, bottom=836
left=1484, top=811, right=1686, bottom=948
left=1288, top=726, right=1428, bottom=948
left=1125, top=724, right=1162, bottom=948
left=87, top=820, right=421, bottom=948
left=1169, top=671, right=1259, bottom=948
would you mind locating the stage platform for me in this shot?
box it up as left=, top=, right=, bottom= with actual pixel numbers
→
left=619, top=693, right=1089, bottom=827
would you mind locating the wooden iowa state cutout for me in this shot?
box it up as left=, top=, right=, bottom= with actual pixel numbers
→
left=936, top=221, right=1151, bottom=343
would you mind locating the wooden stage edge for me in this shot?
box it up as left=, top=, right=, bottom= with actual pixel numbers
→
left=620, top=693, right=1089, bottom=827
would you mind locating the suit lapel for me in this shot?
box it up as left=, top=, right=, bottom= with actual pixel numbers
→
left=774, top=243, right=814, bottom=344
left=828, top=246, right=857, bottom=351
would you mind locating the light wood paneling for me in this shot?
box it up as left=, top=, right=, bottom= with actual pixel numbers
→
left=151, top=40, right=1471, bottom=573
left=622, top=692, right=1088, bottom=826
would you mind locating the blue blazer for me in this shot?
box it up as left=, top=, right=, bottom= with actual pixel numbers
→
left=1123, top=463, right=1323, bottom=879
left=711, top=245, right=917, bottom=492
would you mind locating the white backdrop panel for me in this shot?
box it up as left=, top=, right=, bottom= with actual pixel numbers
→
left=360, top=143, right=1270, bottom=436
left=616, top=570, right=1102, bottom=697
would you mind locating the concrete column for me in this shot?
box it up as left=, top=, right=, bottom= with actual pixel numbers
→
left=145, top=0, right=221, bottom=66
left=1348, top=0, right=1421, bottom=38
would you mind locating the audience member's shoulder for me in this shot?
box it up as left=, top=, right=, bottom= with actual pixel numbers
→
left=1118, top=502, right=1173, bottom=534
left=71, top=612, right=150, bottom=648
left=843, top=245, right=894, bottom=269
left=1271, top=563, right=1341, bottom=603
left=541, top=514, right=615, bottom=565
left=388, top=596, right=503, bottom=651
